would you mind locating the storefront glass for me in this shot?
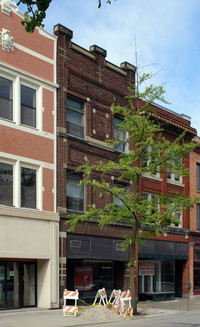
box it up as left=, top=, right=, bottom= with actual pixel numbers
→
left=67, top=260, right=114, bottom=303
left=194, top=262, right=200, bottom=290
left=0, top=261, right=36, bottom=310
left=139, top=260, right=175, bottom=299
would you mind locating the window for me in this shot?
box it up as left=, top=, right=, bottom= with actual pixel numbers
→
left=167, top=155, right=181, bottom=183
left=142, top=146, right=159, bottom=176
left=21, top=85, right=36, bottom=127
left=197, top=163, right=200, bottom=190
left=197, top=204, right=200, bottom=231
left=66, top=173, right=84, bottom=212
left=114, top=116, right=127, bottom=153
left=21, top=167, right=36, bottom=208
left=0, top=162, right=13, bottom=206
left=67, top=97, right=84, bottom=138
left=142, top=192, right=159, bottom=215
left=0, top=76, right=13, bottom=120
left=114, top=183, right=127, bottom=207
left=167, top=199, right=182, bottom=227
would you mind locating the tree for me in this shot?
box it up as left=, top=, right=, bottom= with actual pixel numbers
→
left=17, top=0, right=116, bottom=33
left=68, top=72, right=200, bottom=315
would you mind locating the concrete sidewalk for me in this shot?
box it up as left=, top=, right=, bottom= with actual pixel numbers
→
left=0, top=297, right=200, bottom=327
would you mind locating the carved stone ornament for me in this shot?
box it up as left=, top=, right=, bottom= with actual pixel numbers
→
left=0, top=29, right=14, bottom=52
left=1, top=0, right=11, bottom=15
left=1, top=0, right=17, bottom=15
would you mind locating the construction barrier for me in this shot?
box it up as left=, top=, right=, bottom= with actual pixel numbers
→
left=93, top=287, right=108, bottom=307
left=120, top=290, right=133, bottom=316
left=109, top=289, right=121, bottom=304
left=109, top=289, right=122, bottom=315
left=63, top=290, right=79, bottom=317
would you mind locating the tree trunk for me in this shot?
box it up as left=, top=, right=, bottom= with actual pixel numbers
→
left=129, top=222, right=137, bottom=314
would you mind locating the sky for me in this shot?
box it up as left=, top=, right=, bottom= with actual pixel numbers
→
left=18, top=0, right=200, bottom=135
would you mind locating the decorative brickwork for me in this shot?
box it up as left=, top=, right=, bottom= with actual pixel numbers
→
left=55, top=23, right=197, bottom=303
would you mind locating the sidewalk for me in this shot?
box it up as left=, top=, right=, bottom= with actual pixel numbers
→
left=137, top=295, right=200, bottom=316
left=0, top=296, right=200, bottom=327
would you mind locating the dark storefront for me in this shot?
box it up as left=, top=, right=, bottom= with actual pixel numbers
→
left=193, top=244, right=200, bottom=294
left=66, top=234, right=129, bottom=303
left=0, top=261, right=37, bottom=310
left=190, top=234, right=200, bottom=295
left=138, top=240, right=188, bottom=301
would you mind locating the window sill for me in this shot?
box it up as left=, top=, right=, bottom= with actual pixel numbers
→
left=167, top=179, right=184, bottom=187
left=67, top=209, right=85, bottom=215
left=20, top=123, right=38, bottom=131
left=142, top=174, right=162, bottom=182
left=0, top=117, right=15, bottom=124
left=86, top=136, right=114, bottom=152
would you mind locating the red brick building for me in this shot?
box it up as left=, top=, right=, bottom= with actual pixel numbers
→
left=54, top=24, right=197, bottom=305
left=189, top=136, right=200, bottom=295
left=0, top=0, right=59, bottom=309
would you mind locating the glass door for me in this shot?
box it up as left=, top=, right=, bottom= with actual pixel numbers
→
left=0, top=263, right=5, bottom=309
left=7, top=262, right=20, bottom=309
left=22, top=263, right=36, bottom=307
left=0, top=261, right=36, bottom=310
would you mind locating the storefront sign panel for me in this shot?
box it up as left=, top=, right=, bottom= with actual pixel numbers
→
left=139, top=262, right=155, bottom=275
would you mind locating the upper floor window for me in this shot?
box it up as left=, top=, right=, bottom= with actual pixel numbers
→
left=67, top=97, right=84, bottom=139
left=0, top=72, right=42, bottom=130
left=0, top=76, right=13, bottom=121
left=66, top=173, right=84, bottom=212
left=0, top=162, right=13, bottom=206
left=197, top=163, right=200, bottom=191
left=114, top=183, right=127, bottom=208
left=197, top=204, right=200, bottom=231
left=142, top=146, right=159, bottom=177
left=114, top=116, right=128, bottom=153
left=21, top=85, right=36, bottom=128
left=142, top=192, right=159, bottom=215
left=167, top=155, right=181, bottom=183
left=167, top=199, right=182, bottom=227
left=21, top=167, right=36, bottom=209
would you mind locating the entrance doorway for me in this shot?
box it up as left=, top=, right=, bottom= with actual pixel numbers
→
left=175, top=260, right=183, bottom=297
left=0, top=261, right=36, bottom=310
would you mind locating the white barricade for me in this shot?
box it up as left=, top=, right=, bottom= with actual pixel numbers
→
left=109, top=289, right=121, bottom=304
left=63, top=289, right=79, bottom=317
left=93, top=288, right=108, bottom=307
left=120, top=290, right=133, bottom=316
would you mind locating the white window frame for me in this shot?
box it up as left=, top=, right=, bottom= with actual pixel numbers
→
left=66, top=97, right=85, bottom=140
left=142, top=192, right=159, bottom=215
left=114, top=116, right=129, bottom=154
left=66, top=173, right=85, bottom=213
left=142, top=146, right=160, bottom=178
left=0, top=70, right=42, bottom=131
left=0, top=159, right=14, bottom=206
left=0, top=157, right=41, bottom=210
left=167, top=198, right=182, bottom=228
left=167, top=155, right=183, bottom=184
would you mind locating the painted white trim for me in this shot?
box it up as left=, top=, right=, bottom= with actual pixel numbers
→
left=0, top=0, right=57, bottom=41
left=0, top=62, right=58, bottom=89
left=15, top=43, right=55, bottom=65
left=0, top=116, right=54, bottom=139
left=0, top=152, right=55, bottom=170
